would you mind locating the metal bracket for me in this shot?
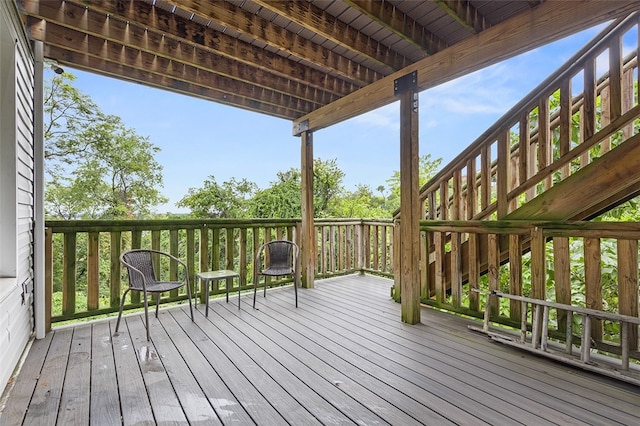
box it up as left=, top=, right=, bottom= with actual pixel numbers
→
left=293, top=119, right=309, bottom=136
left=394, top=70, right=417, bottom=96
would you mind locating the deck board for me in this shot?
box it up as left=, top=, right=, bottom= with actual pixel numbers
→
left=2, top=274, right=640, bottom=425
left=57, top=325, right=91, bottom=426
left=89, top=321, right=121, bottom=426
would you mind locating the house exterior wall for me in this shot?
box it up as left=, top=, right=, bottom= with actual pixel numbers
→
left=0, top=0, right=36, bottom=396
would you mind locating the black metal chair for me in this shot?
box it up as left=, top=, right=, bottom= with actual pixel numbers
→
left=253, top=240, right=299, bottom=309
left=116, top=249, right=194, bottom=340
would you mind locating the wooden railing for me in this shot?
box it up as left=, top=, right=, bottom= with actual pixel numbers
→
left=420, top=14, right=640, bottom=223
left=45, top=218, right=393, bottom=327
left=420, top=220, right=640, bottom=362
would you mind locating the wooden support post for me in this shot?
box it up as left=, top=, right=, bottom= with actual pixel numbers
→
left=301, top=131, right=315, bottom=289
left=520, top=301, right=527, bottom=344
left=397, top=71, right=421, bottom=324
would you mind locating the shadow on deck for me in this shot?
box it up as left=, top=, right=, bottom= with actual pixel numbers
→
left=2, top=274, right=639, bottom=425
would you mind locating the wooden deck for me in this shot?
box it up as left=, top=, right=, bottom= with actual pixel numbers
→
left=1, top=274, right=639, bottom=425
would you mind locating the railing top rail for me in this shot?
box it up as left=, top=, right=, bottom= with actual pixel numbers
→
left=420, top=219, right=640, bottom=231
left=45, top=217, right=394, bottom=233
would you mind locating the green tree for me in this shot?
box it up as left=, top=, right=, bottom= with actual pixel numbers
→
left=44, top=72, right=100, bottom=163
left=249, top=158, right=346, bottom=218
left=385, top=153, right=442, bottom=212
left=313, top=158, right=345, bottom=217
left=250, top=169, right=301, bottom=218
left=332, top=184, right=389, bottom=218
left=178, top=176, right=258, bottom=218
left=44, top=72, right=167, bottom=219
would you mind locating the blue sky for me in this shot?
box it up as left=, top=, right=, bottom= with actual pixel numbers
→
left=46, top=24, right=610, bottom=214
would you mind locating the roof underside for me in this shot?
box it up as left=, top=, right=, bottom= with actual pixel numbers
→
left=15, top=0, right=635, bottom=122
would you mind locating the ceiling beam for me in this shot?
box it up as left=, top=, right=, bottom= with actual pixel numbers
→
left=20, top=0, right=349, bottom=103
left=161, top=0, right=384, bottom=86
left=251, top=0, right=410, bottom=71
left=434, top=0, right=489, bottom=34
left=344, top=0, right=447, bottom=54
left=44, top=44, right=301, bottom=120
left=293, top=0, right=639, bottom=135
left=27, top=18, right=314, bottom=117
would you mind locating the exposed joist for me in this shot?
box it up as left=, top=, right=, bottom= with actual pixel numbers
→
left=344, top=0, right=447, bottom=54
left=20, top=0, right=345, bottom=106
left=161, top=0, right=383, bottom=86
left=293, top=0, right=639, bottom=134
left=435, top=0, right=489, bottom=34
left=251, top=0, right=409, bottom=72
left=27, top=18, right=311, bottom=118
left=44, top=44, right=301, bottom=120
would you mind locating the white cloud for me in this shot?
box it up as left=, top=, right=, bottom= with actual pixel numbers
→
left=352, top=102, right=399, bottom=130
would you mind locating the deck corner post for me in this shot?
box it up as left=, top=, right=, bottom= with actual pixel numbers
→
left=396, top=72, right=421, bottom=324
left=301, top=131, right=315, bottom=289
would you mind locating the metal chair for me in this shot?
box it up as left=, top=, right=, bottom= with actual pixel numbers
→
left=116, top=249, right=194, bottom=340
left=253, top=240, right=299, bottom=309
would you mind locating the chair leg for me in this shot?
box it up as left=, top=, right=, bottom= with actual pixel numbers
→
left=294, top=276, right=298, bottom=308
left=155, top=294, right=160, bottom=318
left=186, top=280, right=194, bottom=321
left=114, top=288, right=131, bottom=334
left=141, top=289, right=150, bottom=341
left=253, top=277, right=258, bottom=309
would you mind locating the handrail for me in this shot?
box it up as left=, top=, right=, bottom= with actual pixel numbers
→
left=418, top=13, right=637, bottom=199
left=419, top=219, right=640, bottom=363
left=392, top=12, right=640, bottom=223
left=44, top=217, right=393, bottom=327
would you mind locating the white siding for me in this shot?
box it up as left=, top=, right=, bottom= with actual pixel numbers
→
left=0, top=0, right=35, bottom=396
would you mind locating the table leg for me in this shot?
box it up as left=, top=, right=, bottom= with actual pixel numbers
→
left=205, top=279, right=210, bottom=317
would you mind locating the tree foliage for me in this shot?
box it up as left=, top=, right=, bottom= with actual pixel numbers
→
left=177, top=176, right=257, bottom=218
left=44, top=72, right=167, bottom=219
left=384, top=153, right=442, bottom=212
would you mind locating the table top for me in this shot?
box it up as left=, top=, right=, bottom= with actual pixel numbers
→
left=197, top=270, right=239, bottom=280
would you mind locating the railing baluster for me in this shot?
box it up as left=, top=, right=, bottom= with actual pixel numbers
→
left=63, top=232, right=77, bottom=317
left=87, top=232, right=99, bottom=310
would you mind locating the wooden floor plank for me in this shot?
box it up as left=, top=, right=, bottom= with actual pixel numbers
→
left=311, top=275, right=640, bottom=424
left=145, top=311, right=222, bottom=425
left=56, top=325, right=91, bottom=426
left=0, top=333, right=53, bottom=426
left=216, top=299, right=456, bottom=425
left=89, top=321, right=121, bottom=426
left=211, top=300, right=416, bottom=425
left=257, top=289, right=521, bottom=425
left=324, top=275, right=640, bottom=423
left=112, top=317, right=154, bottom=426
left=188, top=306, right=329, bottom=425
left=159, top=309, right=253, bottom=424
left=21, top=328, right=72, bottom=426
left=170, top=307, right=288, bottom=424
left=229, top=297, right=470, bottom=425
left=3, top=274, right=640, bottom=426
left=126, top=314, right=189, bottom=424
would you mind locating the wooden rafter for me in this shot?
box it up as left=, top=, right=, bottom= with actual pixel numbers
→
left=81, top=0, right=358, bottom=97
left=160, top=0, right=384, bottom=86
left=251, top=0, right=410, bottom=72
left=434, top=0, right=489, bottom=34
left=27, top=16, right=308, bottom=119
left=344, top=0, right=447, bottom=54
left=43, top=43, right=302, bottom=120
left=20, top=0, right=347, bottom=107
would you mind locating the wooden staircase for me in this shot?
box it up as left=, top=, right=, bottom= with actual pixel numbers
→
left=400, top=12, right=640, bottom=296
left=392, top=12, right=640, bottom=383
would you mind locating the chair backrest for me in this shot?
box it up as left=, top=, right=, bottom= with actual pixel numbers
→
left=121, top=250, right=157, bottom=290
left=265, top=240, right=294, bottom=269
